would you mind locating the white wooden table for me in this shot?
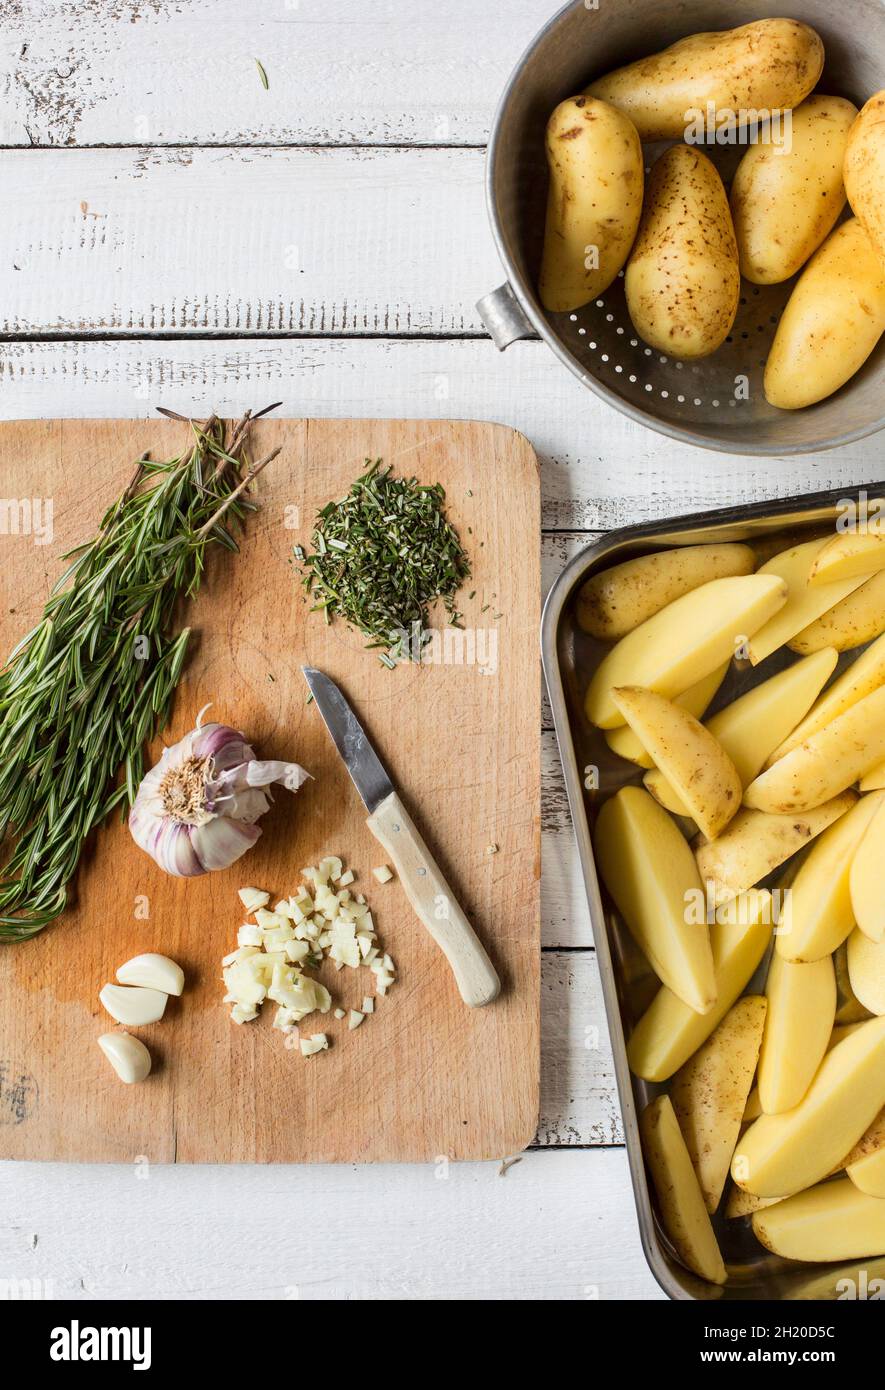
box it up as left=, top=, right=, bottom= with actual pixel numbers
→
left=0, top=0, right=878, bottom=1303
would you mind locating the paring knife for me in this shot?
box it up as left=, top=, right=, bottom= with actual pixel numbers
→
left=302, top=667, right=501, bottom=1009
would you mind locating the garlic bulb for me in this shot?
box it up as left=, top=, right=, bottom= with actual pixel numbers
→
left=129, top=710, right=309, bottom=877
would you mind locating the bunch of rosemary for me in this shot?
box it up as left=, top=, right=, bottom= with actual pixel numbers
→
left=298, top=459, right=471, bottom=665
left=0, top=408, right=280, bottom=941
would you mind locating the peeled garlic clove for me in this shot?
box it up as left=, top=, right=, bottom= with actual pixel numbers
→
left=116, top=953, right=185, bottom=996
left=97, top=1032, right=152, bottom=1084
left=99, top=983, right=168, bottom=1026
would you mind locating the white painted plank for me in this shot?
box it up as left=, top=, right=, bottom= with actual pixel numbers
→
left=1, top=147, right=498, bottom=336
left=0, top=0, right=554, bottom=148
left=1, top=338, right=879, bottom=530
left=0, top=1147, right=661, bottom=1300
left=542, top=730, right=594, bottom=950
left=539, top=951, right=621, bottom=1147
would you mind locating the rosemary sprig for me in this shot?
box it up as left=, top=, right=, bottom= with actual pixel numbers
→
left=298, top=459, right=471, bottom=663
left=0, top=410, right=279, bottom=941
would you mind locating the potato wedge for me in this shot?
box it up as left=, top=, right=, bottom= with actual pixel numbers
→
left=809, top=528, right=885, bottom=584
left=843, top=1105, right=885, bottom=1170
left=753, top=1178, right=885, bottom=1262
left=732, top=1015, right=885, bottom=1197
left=850, top=801, right=885, bottom=943
left=790, top=570, right=885, bottom=655
left=625, top=145, right=739, bottom=359
left=585, top=19, right=823, bottom=143
left=758, top=953, right=836, bottom=1113
left=595, top=787, right=715, bottom=1013
left=643, top=767, right=690, bottom=817
left=606, top=664, right=727, bottom=767
left=835, top=941, right=874, bottom=1025
left=694, top=793, right=856, bottom=907
left=744, top=687, right=885, bottom=812
left=847, top=928, right=885, bottom=1016
left=585, top=574, right=787, bottom=729
left=640, top=1095, right=727, bottom=1285
left=844, top=91, right=885, bottom=266
left=725, top=1186, right=783, bottom=1220
left=539, top=97, right=643, bottom=313
left=775, top=792, right=885, bottom=963
left=611, top=686, right=741, bottom=839
left=671, top=996, right=767, bottom=1212
left=861, top=758, right=885, bottom=791
left=627, top=891, right=772, bottom=1083
left=764, top=219, right=885, bottom=410
left=847, top=1140, right=885, bottom=1197
left=747, top=538, right=874, bottom=665
left=771, top=631, right=885, bottom=761
left=577, top=543, right=754, bottom=642
left=829, top=1022, right=866, bottom=1050
left=731, top=95, right=856, bottom=285
left=646, top=649, right=838, bottom=814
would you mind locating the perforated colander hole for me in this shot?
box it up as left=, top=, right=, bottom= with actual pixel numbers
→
left=712, top=400, right=720, bottom=407
left=645, top=383, right=653, bottom=392
left=578, top=327, right=586, bottom=335
left=677, top=395, right=685, bottom=402
left=606, top=313, right=614, bottom=322
left=675, top=362, right=683, bottom=370
left=596, top=299, right=604, bottom=308
left=694, top=397, right=702, bottom=406
left=601, top=353, right=609, bottom=361
left=615, top=365, right=623, bottom=372
left=644, top=348, right=652, bottom=356
left=616, top=326, right=625, bottom=335
left=659, top=355, right=668, bottom=364
left=629, top=374, right=637, bottom=382
left=569, top=314, right=578, bottom=322
left=661, top=390, right=669, bottom=398
left=630, top=339, right=639, bottom=347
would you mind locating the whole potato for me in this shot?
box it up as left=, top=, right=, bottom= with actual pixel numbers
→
left=731, top=95, right=858, bottom=284
left=625, top=145, right=739, bottom=359
left=764, top=219, right=885, bottom=409
left=538, top=96, right=643, bottom=312
left=844, top=91, right=885, bottom=267
left=586, top=19, right=823, bottom=142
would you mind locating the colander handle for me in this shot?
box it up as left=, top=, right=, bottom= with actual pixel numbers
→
left=476, top=282, right=536, bottom=351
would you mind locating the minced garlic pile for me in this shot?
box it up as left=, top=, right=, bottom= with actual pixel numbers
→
left=222, top=856, right=395, bottom=1057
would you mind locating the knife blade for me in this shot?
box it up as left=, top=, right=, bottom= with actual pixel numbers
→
left=302, top=667, right=393, bottom=813
left=302, top=666, right=500, bottom=1009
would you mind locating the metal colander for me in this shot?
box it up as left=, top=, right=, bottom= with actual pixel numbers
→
left=478, top=0, right=885, bottom=455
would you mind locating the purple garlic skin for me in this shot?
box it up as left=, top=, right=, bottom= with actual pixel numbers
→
left=129, top=720, right=310, bottom=877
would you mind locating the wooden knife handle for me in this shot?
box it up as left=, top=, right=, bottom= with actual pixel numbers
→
left=366, top=790, right=501, bottom=1008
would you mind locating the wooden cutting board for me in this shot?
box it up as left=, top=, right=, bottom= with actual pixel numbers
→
left=0, top=418, right=540, bottom=1163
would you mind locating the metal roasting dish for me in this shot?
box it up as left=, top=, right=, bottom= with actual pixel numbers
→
left=478, top=0, right=885, bottom=455
left=541, top=483, right=885, bottom=1300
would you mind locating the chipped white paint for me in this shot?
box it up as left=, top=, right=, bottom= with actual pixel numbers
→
left=1, top=146, right=498, bottom=335
left=0, top=0, right=555, bottom=148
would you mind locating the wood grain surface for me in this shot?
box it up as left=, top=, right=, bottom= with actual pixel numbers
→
left=0, top=416, right=540, bottom=1163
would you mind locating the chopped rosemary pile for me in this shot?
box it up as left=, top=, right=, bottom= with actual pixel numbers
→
left=0, top=407, right=280, bottom=941
left=298, top=459, right=471, bottom=663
